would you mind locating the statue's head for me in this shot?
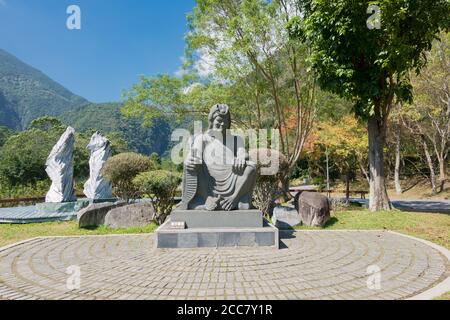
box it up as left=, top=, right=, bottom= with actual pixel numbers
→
left=87, top=131, right=110, bottom=152
left=208, top=104, right=231, bottom=132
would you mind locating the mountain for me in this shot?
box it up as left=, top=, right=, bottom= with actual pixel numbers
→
left=0, top=49, right=173, bottom=156
left=60, top=103, right=172, bottom=156
left=0, top=49, right=88, bottom=129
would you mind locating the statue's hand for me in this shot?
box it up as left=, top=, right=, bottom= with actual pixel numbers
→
left=185, top=154, right=199, bottom=171
left=233, top=158, right=246, bottom=175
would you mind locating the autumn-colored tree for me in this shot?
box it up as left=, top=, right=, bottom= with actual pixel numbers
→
left=313, top=116, right=368, bottom=200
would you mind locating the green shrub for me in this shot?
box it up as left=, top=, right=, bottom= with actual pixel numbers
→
left=133, top=170, right=182, bottom=225
left=0, top=128, right=64, bottom=186
left=102, top=152, right=153, bottom=201
left=0, top=180, right=50, bottom=201
left=249, top=148, right=288, bottom=217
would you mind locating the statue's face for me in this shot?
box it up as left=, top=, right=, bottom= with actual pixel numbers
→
left=212, top=115, right=229, bottom=132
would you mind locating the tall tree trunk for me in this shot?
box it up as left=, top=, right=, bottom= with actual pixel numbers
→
left=421, top=137, right=437, bottom=194
left=394, top=124, right=403, bottom=194
left=358, top=159, right=370, bottom=184
left=345, top=172, right=350, bottom=204
left=368, top=116, right=391, bottom=211
left=279, top=172, right=292, bottom=201
left=325, top=148, right=330, bottom=195
left=438, top=156, right=446, bottom=193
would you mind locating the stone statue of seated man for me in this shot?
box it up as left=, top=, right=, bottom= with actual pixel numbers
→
left=179, top=104, right=257, bottom=211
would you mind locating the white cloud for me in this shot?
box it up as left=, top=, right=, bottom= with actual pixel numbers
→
left=194, top=48, right=216, bottom=77
left=175, top=56, right=188, bottom=77
left=182, top=82, right=202, bottom=95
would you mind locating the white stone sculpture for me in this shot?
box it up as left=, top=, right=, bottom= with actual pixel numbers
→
left=83, top=132, right=113, bottom=199
left=45, top=127, right=77, bottom=203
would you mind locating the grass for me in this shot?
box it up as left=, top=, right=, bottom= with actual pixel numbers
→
left=1, top=209, right=448, bottom=249
left=435, top=292, right=450, bottom=300
left=0, top=221, right=158, bottom=248
left=294, top=209, right=450, bottom=249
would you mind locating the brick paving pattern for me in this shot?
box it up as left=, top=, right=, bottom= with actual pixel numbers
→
left=0, top=231, right=448, bottom=300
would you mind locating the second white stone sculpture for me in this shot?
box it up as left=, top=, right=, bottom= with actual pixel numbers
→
left=83, top=132, right=113, bottom=199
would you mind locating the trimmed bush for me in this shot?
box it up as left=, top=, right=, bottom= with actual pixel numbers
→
left=102, top=152, right=153, bottom=201
left=133, top=170, right=182, bottom=225
left=249, top=148, right=288, bottom=217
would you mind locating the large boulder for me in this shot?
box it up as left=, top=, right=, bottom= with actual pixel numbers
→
left=77, top=201, right=126, bottom=228
left=104, top=202, right=156, bottom=229
left=297, top=192, right=330, bottom=227
left=272, top=205, right=302, bottom=229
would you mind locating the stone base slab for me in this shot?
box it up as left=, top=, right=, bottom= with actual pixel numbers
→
left=35, top=200, right=91, bottom=215
left=155, top=218, right=279, bottom=249
left=170, top=209, right=263, bottom=228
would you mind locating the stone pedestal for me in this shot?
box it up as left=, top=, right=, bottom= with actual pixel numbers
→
left=36, top=200, right=91, bottom=215
left=170, top=209, right=263, bottom=228
left=155, top=210, right=279, bottom=249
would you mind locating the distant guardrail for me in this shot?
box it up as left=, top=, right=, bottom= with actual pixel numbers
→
left=0, top=194, right=86, bottom=208
left=1, top=189, right=367, bottom=208
left=290, top=188, right=368, bottom=199
left=0, top=194, right=183, bottom=208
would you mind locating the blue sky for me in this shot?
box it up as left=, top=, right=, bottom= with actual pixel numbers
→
left=0, top=0, right=196, bottom=102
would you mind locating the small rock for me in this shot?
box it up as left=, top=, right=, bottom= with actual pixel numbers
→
left=104, top=202, right=155, bottom=229
left=272, top=205, right=302, bottom=229
left=297, top=192, right=330, bottom=227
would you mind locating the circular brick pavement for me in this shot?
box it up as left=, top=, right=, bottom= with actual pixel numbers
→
left=0, top=231, right=448, bottom=300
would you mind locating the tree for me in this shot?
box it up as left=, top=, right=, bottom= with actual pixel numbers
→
left=0, top=126, right=13, bottom=149
left=248, top=148, right=289, bottom=217
left=28, top=116, right=65, bottom=131
left=123, top=0, right=324, bottom=197
left=0, top=128, right=63, bottom=186
left=389, top=103, right=404, bottom=194
left=409, top=32, right=450, bottom=193
left=102, top=153, right=154, bottom=202
left=133, top=170, right=182, bottom=224
left=314, top=116, right=369, bottom=201
left=188, top=0, right=318, bottom=183
left=291, top=0, right=450, bottom=211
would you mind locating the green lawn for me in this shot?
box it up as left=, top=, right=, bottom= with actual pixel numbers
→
left=435, top=292, right=450, bottom=300
left=0, top=221, right=158, bottom=248
left=0, top=209, right=448, bottom=249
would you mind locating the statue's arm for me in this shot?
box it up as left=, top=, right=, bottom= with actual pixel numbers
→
left=184, top=134, right=204, bottom=170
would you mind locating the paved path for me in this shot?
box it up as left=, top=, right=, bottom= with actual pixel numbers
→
left=0, top=231, right=448, bottom=300
left=349, top=199, right=450, bottom=214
